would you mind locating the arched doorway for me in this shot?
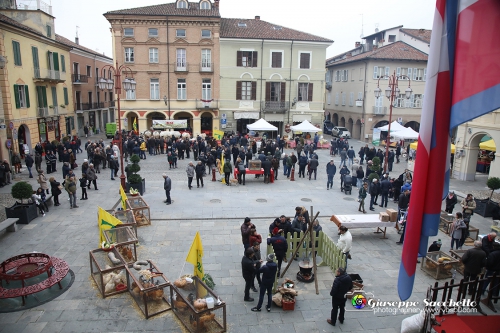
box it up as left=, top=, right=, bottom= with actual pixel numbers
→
left=374, top=120, right=389, bottom=128
left=459, top=132, right=495, bottom=181
left=405, top=121, right=420, bottom=132
left=324, top=111, right=331, bottom=122
left=147, top=112, right=166, bottom=130
left=125, top=112, right=139, bottom=132
left=347, top=118, right=354, bottom=136
left=340, top=117, right=346, bottom=127
left=332, top=113, right=339, bottom=126
left=353, top=119, right=362, bottom=140
left=200, top=111, right=213, bottom=136
left=17, top=124, right=31, bottom=157
left=173, top=111, right=193, bottom=133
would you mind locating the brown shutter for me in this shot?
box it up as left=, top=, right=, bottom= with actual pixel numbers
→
left=280, top=82, right=286, bottom=101
left=237, top=51, right=242, bottom=66
left=251, top=82, right=257, bottom=100
left=300, top=53, right=310, bottom=69
left=277, top=53, right=282, bottom=68
left=236, top=81, right=242, bottom=100
left=271, top=52, right=278, bottom=68
left=252, top=51, right=258, bottom=67
left=265, top=82, right=271, bottom=101
left=308, top=83, right=313, bottom=102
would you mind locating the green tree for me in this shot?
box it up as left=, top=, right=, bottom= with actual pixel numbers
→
left=367, top=157, right=381, bottom=182
left=11, top=182, right=33, bottom=204
left=486, top=177, right=500, bottom=200
left=128, top=154, right=142, bottom=184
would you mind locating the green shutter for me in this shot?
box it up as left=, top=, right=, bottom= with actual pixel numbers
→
left=12, top=41, right=22, bottom=66
left=60, top=55, right=66, bottom=72
left=25, top=85, right=30, bottom=108
left=41, top=86, right=48, bottom=107
left=53, top=52, right=59, bottom=71
left=14, top=84, right=20, bottom=109
left=63, top=87, right=68, bottom=105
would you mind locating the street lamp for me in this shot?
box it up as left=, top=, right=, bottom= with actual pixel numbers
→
left=98, top=62, right=136, bottom=191
left=374, top=71, right=412, bottom=173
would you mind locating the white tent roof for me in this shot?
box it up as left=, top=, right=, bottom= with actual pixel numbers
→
left=290, top=120, right=321, bottom=133
left=377, top=121, right=406, bottom=132
left=246, top=118, right=278, bottom=131
left=392, top=126, right=419, bottom=140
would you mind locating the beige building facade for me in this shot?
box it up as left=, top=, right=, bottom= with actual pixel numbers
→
left=104, top=0, right=221, bottom=136
left=219, top=17, right=332, bottom=135
left=0, top=2, right=75, bottom=161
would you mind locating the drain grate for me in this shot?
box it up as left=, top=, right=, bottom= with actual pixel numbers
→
left=301, top=198, right=312, bottom=202
left=210, top=199, right=221, bottom=203
left=343, top=197, right=355, bottom=201
left=256, top=199, right=267, bottom=203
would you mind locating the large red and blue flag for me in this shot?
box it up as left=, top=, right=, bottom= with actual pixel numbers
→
left=398, top=0, right=500, bottom=301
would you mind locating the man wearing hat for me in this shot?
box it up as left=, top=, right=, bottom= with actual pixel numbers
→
left=252, top=253, right=278, bottom=312
left=326, top=159, right=337, bottom=190
left=241, top=247, right=257, bottom=302
left=428, top=239, right=442, bottom=252
left=327, top=267, right=353, bottom=326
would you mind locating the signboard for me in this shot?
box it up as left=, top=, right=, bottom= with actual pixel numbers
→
left=0, top=124, right=6, bottom=129
left=152, top=119, right=188, bottom=129
left=220, top=118, right=227, bottom=129
left=372, top=128, right=381, bottom=146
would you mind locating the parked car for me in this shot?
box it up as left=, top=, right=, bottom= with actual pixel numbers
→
left=323, top=121, right=334, bottom=135
left=332, top=126, right=351, bottom=138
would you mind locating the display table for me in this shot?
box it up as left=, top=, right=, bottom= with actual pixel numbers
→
left=233, top=168, right=274, bottom=183
left=330, top=214, right=395, bottom=239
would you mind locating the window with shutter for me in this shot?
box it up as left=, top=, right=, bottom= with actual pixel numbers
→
left=344, top=70, right=348, bottom=82
left=412, top=68, right=417, bottom=80
left=12, top=41, right=22, bottom=66
left=236, top=81, right=242, bottom=100
left=252, top=51, right=258, bottom=67
left=280, top=82, right=286, bottom=101
left=342, top=93, right=346, bottom=106
left=251, top=82, right=256, bottom=100
left=335, top=93, right=339, bottom=105
left=271, top=52, right=282, bottom=68
left=385, top=67, right=390, bottom=78
left=349, top=92, right=354, bottom=106
left=340, top=71, right=344, bottom=82
left=298, top=83, right=308, bottom=101
left=407, top=68, right=412, bottom=80
left=14, top=85, right=20, bottom=108
left=397, top=67, right=401, bottom=77
left=308, top=83, right=313, bottom=102
left=60, top=55, right=66, bottom=72
left=299, top=52, right=310, bottom=69
left=63, top=87, right=69, bottom=105
left=373, top=66, right=378, bottom=79
left=423, top=68, right=427, bottom=81
left=236, top=51, right=242, bottom=66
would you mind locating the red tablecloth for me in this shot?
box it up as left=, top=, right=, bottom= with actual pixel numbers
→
left=234, top=168, right=274, bottom=183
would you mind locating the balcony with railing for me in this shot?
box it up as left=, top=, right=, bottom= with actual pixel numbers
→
left=196, top=99, right=218, bottom=109
left=93, top=102, right=104, bottom=109
left=51, top=106, right=59, bottom=115
left=199, top=62, right=213, bottom=73
left=33, top=68, right=66, bottom=83
left=72, top=74, right=88, bottom=84
left=261, top=101, right=289, bottom=113
left=17, top=0, right=52, bottom=15
left=372, top=106, right=387, bottom=115
left=81, top=103, right=93, bottom=111
left=38, top=107, right=49, bottom=117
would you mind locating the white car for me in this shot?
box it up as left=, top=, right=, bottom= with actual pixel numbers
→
left=332, top=126, right=351, bottom=138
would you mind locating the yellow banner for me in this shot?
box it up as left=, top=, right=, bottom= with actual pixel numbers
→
left=213, top=129, right=224, bottom=140
left=186, top=231, right=204, bottom=280
left=119, top=185, right=127, bottom=210
left=97, top=206, right=122, bottom=245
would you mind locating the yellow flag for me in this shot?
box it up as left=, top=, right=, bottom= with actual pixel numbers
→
left=186, top=231, right=204, bottom=280
left=98, top=206, right=123, bottom=245
left=219, top=151, right=225, bottom=184
left=119, top=185, right=127, bottom=210
left=213, top=129, right=224, bottom=140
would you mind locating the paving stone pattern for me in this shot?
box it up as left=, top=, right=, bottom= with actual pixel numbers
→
left=0, top=133, right=498, bottom=332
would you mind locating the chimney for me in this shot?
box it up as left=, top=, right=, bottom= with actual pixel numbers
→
left=255, top=15, right=260, bottom=20
left=214, top=0, right=219, bottom=9
left=355, top=41, right=361, bottom=48
left=75, top=37, right=79, bottom=45
left=373, top=45, right=378, bottom=50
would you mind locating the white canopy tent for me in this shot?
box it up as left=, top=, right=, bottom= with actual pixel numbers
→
left=392, top=127, right=419, bottom=140
left=377, top=121, right=406, bottom=132
left=246, top=118, right=278, bottom=131
left=290, top=120, right=321, bottom=133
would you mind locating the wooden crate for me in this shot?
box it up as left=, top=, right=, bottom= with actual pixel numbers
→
left=103, top=226, right=138, bottom=266
left=126, top=195, right=151, bottom=227
left=420, top=251, right=460, bottom=280
left=449, top=249, right=467, bottom=276
left=89, top=247, right=127, bottom=298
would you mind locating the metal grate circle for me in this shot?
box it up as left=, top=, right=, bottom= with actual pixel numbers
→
left=343, top=197, right=355, bottom=201
left=256, top=199, right=267, bottom=203
left=301, top=198, right=312, bottom=202
left=210, top=199, right=221, bottom=203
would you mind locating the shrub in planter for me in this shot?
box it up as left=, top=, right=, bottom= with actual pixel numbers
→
left=367, top=157, right=381, bottom=182
left=126, top=154, right=145, bottom=195
left=6, top=182, right=38, bottom=224
left=487, top=177, right=500, bottom=200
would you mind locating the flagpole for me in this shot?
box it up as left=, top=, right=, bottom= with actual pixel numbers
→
left=179, top=261, right=187, bottom=279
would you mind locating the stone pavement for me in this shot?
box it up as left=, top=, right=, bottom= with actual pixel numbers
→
left=0, top=133, right=498, bottom=333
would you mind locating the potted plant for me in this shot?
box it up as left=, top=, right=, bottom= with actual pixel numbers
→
left=125, top=154, right=146, bottom=195
left=474, top=177, right=500, bottom=217
left=5, top=182, right=38, bottom=224
left=367, top=157, right=381, bottom=183
left=59, top=104, right=66, bottom=109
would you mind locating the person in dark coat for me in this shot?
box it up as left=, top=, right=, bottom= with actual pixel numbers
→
left=252, top=254, right=278, bottom=312
left=387, top=149, right=395, bottom=171
left=308, top=156, right=319, bottom=180
left=267, top=229, right=288, bottom=277
left=163, top=173, right=172, bottom=205
left=482, top=243, right=500, bottom=295
left=358, top=146, right=365, bottom=164
left=327, top=267, right=353, bottom=326
left=428, top=239, right=442, bottom=252
left=379, top=174, right=391, bottom=208
left=25, top=153, right=34, bottom=178
left=396, top=144, right=401, bottom=163
left=482, top=232, right=498, bottom=256
left=195, top=161, right=205, bottom=188
left=326, top=159, right=337, bottom=190
left=297, top=153, right=308, bottom=178
left=462, top=240, right=487, bottom=294
left=339, top=165, right=350, bottom=191
left=241, top=247, right=257, bottom=302
left=369, top=178, right=379, bottom=211
left=268, top=215, right=292, bottom=240
left=261, top=158, right=272, bottom=184
left=445, top=191, right=458, bottom=214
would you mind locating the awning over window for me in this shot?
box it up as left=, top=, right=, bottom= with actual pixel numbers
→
left=292, top=114, right=312, bottom=122
left=234, top=111, right=259, bottom=120
left=264, top=113, right=284, bottom=122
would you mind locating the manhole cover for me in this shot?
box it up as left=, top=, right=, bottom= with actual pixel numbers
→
left=256, top=199, right=267, bottom=203
left=301, top=198, right=312, bottom=202
left=343, top=197, right=355, bottom=201
left=210, top=199, right=221, bottom=203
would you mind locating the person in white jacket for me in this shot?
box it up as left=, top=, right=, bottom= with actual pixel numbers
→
left=337, top=226, right=352, bottom=270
